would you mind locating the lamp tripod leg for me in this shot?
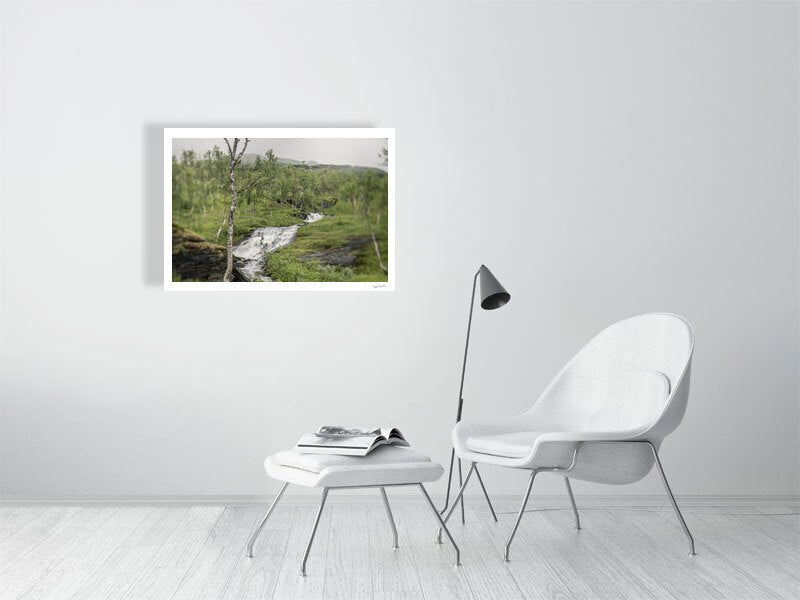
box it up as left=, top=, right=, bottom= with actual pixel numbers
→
left=419, top=484, right=461, bottom=566
left=437, top=463, right=476, bottom=544
left=440, top=448, right=456, bottom=514
left=457, top=459, right=465, bottom=524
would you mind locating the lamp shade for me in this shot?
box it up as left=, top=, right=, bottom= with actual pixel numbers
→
left=478, top=265, right=510, bottom=310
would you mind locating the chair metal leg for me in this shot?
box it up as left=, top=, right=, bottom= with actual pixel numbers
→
left=457, top=458, right=465, bottom=524
left=300, top=488, right=329, bottom=576
left=474, top=466, right=498, bottom=522
left=440, top=447, right=456, bottom=513
left=245, top=481, right=289, bottom=557
left=504, top=470, right=538, bottom=562
left=379, top=487, right=399, bottom=549
left=648, top=442, right=696, bottom=556
left=419, top=484, right=461, bottom=566
left=564, top=477, right=581, bottom=530
left=437, top=462, right=476, bottom=543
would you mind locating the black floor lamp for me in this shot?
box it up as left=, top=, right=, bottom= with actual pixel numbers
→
left=440, top=264, right=510, bottom=524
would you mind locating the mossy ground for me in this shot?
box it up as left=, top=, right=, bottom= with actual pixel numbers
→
left=265, top=212, right=388, bottom=282
left=176, top=202, right=304, bottom=247
left=172, top=182, right=388, bottom=282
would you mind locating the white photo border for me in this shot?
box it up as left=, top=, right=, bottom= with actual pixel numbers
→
left=164, top=127, right=395, bottom=292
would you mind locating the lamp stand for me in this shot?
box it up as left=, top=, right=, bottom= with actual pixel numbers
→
left=440, top=270, right=499, bottom=524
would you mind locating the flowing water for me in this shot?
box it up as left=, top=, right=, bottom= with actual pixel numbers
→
left=304, top=212, right=324, bottom=224
left=233, top=213, right=324, bottom=281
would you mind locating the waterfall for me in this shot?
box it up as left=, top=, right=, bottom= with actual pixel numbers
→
left=233, top=214, right=324, bottom=281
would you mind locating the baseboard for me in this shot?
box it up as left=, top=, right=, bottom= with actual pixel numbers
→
left=1, top=494, right=798, bottom=507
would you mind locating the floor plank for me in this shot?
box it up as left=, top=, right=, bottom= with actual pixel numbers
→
left=0, top=508, right=83, bottom=573
left=0, top=508, right=46, bottom=544
left=119, top=506, right=224, bottom=600
left=222, top=506, right=296, bottom=600
left=323, top=506, right=373, bottom=600
left=401, top=504, right=474, bottom=600
left=480, top=504, right=584, bottom=600
left=540, top=507, right=660, bottom=599
left=536, top=508, right=674, bottom=600
left=720, top=508, right=799, bottom=552
left=172, top=507, right=263, bottom=600
left=682, top=510, right=800, bottom=599
left=532, top=507, right=640, bottom=599
left=18, top=508, right=151, bottom=600
left=268, top=504, right=332, bottom=600
left=68, top=507, right=187, bottom=600
left=624, top=508, right=782, bottom=600
left=0, top=507, right=116, bottom=600
left=367, top=502, right=425, bottom=600
left=1, top=503, right=798, bottom=600
left=589, top=508, right=750, bottom=600
left=454, top=508, right=525, bottom=600
left=746, top=507, right=800, bottom=548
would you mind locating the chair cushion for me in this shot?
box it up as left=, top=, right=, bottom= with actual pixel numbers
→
left=464, top=370, right=671, bottom=460
left=273, top=446, right=433, bottom=473
left=265, top=445, right=444, bottom=488
left=465, top=431, right=543, bottom=459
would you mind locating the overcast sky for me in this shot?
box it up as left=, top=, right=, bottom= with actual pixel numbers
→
left=172, top=138, right=387, bottom=169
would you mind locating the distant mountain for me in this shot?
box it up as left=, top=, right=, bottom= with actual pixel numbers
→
left=276, top=157, right=319, bottom=167
left=240, top=153, right=385, bottom=173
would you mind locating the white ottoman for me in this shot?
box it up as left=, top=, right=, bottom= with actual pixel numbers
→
left=245, top=446, right=460, bottom=575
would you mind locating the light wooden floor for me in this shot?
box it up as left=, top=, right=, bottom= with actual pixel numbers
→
left=0, top=503, right=797, bottom=600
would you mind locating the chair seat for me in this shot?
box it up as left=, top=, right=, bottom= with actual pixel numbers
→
left=265, top=445, right=444, bottom=488
left=465, top=432, right=542, bottom=458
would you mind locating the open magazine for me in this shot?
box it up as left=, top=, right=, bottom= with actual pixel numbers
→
left=294, top=426, right=410, bottom=456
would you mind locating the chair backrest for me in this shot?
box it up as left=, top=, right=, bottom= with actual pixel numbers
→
left=528, top=313, right=694, bottom=443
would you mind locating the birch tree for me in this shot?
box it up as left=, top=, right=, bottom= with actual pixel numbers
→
left=221, top=140, right=279, bottom=281
left=222, top=137, right=249, bottom=282
left=379, top=140, right=388, bottom=167
left=361, top=172, right=388, bottom=274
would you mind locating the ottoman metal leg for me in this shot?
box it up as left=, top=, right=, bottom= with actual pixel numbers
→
left=380, top=487, right=399, bottom=549
left=437, top=462, right=475, bottom=544
left=246, top=481, right=289, bottom=557
left=301, top=487, right=329, bottom=577
left=418, top=484, right=461, bottom=567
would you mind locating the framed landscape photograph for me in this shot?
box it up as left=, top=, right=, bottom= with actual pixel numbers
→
left=164, top=128, right=394, bottom=291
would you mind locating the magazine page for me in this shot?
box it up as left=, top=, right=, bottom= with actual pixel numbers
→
left=316, top=425, right=381, bottom=437
left=298, top=433, right=381, bottom=450
left=381, top=428, right=409, bottom=446
left=295, top=431, right=388, bottom=456
left=316, top=426, right=407, bottom=444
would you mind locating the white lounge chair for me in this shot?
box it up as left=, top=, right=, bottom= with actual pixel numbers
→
left=439, top=313, right=697, bottom=561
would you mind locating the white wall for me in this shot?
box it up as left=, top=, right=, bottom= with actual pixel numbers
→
left=1, top=0, right=797, bottom=500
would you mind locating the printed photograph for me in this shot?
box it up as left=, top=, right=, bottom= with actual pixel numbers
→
left=164, top=128, right=394, bottom=290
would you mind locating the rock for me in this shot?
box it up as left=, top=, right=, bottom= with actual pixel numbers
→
left=172, top=224, right=245, bottom=282
left=299, top=237, right=370, bottom=267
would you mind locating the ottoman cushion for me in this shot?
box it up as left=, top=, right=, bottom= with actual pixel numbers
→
left=265, top=445, right=444, bottom=488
